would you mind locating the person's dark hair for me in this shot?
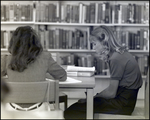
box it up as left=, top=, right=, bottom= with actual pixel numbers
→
left=8, top=26, right=43, bottom=72
left=90, top=25, right=128, bottom=54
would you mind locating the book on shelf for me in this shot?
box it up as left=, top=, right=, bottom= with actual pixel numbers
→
left=67, top=71, right=94, bottom=77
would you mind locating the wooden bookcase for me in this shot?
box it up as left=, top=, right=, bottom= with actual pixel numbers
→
left=1, top=1, right=149, bottom=99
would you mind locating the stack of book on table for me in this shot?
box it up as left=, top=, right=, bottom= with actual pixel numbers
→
left=66, top=65, right=95, bottom=77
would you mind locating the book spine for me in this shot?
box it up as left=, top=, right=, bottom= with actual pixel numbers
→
left=62, top=29, right=66, bottom=49
left=66, top=30, right=69, bottom=49
left=79, top=3, right=83, bottom=23
left=136, top=31, right=140, bottom=50
left=55, top=28, right=59, bottom=49
left=105, top=2, right=110, bottom=23
left=141, top=5, right=144, bottom=24
left=48, top=30, right=53, bottom=49
left=144, top=3, right=149, bottom=24
left=59, top=29, right=62, bottom=49
left=95, top=3, right=98, bottom=23
left=6, top=5, right=9, bottom=21
left=97, top=3, right=102, bottom=23
left=143, top=30, right=148, bottom=51
left=45, top=30, right=49, bottom=49
left=9, top=3, right=14, bottom=21
left=52, top=30, right=56, bottom=49
left=68, top=30, right=72, bottom=49
left=61, top=4, right=65, bottom=22
left=82, top=5, right=86, bottom=23
left=102, top=3, right=105, bottom=23
left=1, top=5, right=5, bottom=21
left=45, top=5, right=49, bottom=22
left=66, top=4, right=70, bottom=23
left=90, top=3, right=95, bottom=23
left=140, top=29, right=144, bottom=50
left=86, top=5, right=90, bottom=23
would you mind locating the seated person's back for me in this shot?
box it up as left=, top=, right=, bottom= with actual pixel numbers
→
left=1, top=26, right=67, bottom=108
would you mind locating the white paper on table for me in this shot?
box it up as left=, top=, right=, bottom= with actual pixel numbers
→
left=67, top=66, right=95, bottom=72
left=59, top=77, right=82, bottom=84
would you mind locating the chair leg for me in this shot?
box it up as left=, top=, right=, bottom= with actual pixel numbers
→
left=64, top=96, right=68, bottom=110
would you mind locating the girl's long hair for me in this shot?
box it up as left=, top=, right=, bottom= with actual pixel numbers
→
left=90, top=25, right=128, bottom=54
left=8, top=26, right=43, bottom=72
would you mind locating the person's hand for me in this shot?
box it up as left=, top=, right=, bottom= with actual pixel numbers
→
left=78, top=99, right=86, bottom=103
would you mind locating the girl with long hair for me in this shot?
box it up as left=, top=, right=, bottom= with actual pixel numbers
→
left=64, top=25, right=142, bottom=119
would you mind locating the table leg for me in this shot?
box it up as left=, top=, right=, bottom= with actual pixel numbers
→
left=86, top=88, right=94, bottom=119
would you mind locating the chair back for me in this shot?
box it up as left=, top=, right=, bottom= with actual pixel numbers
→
left=5, top=80, right=59, bottom=110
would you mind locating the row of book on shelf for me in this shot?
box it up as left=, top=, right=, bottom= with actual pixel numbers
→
left=59, top=53, right=149, bottom=76
left=35, top=2, right=149, bottom=24
left=1, top=2, right=149, bottom=24
left=1, top=27, right=149, bottom=51
left=37, top=26, right=88, bottom=50
left=1, top=3, right=33, bottom=21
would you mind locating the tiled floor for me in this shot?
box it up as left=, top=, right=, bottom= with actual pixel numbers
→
left=60, top=98, right=145, bottom=119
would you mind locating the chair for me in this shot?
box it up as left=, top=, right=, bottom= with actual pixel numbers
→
left=5, top=80, right=59, bottom=111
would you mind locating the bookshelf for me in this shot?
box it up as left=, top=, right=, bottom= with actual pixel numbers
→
left=1, top=1, right=149, bottom=99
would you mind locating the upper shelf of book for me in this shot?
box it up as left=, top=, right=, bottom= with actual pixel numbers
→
left=1, top=22, right=149, bottom=27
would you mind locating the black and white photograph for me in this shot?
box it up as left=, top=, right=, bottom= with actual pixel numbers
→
left=1, top=1, right=149, bottom=119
